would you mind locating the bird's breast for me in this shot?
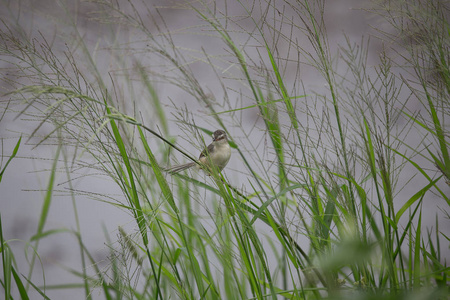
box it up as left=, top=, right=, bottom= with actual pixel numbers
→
left=210, top=144, right=231, bottom=170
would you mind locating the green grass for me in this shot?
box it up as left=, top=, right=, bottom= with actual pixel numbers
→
left=1, top=0, right=449, bottom=299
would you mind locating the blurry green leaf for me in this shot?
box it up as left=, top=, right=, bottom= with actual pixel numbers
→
left=11, top=267, right=30, bottom=300
left=1, top=215, right=12, bottom=300
left=22, top=276, right=51, bottom=300
left=414, top=212, right=422, bottom=288
left=30, top=228, right=70, bottom=241
left=106, top=109, right=148, bottom=245
left=138, top=127, right=178, bottom=213
left=395, top=176, right=441, bottom=224
left=36, top=145, right=60, bottom=240
left=173, top=247, right=183, bottom=264
left=320, top=238, right=373, bottom=271
left=0, top=136, right=21, bottom=182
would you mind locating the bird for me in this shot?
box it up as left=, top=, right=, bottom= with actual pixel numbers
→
left=166, top=130, right=231, bottom=174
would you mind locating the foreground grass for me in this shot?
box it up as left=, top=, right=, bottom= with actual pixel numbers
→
left=1, top=0, right=449, bottom=299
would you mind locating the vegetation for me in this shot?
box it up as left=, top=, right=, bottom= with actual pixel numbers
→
left=1, top=0, right=448, bottom=299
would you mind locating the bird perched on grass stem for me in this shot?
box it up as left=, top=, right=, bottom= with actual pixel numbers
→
left=166, top=130, right=231, bottom=174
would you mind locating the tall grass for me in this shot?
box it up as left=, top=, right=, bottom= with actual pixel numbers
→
left=1, top=0, right=448, bottom=299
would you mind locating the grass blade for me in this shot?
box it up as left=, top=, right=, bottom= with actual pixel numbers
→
left=395, top=176, right=441, bottom=224
left=0, top=136, right=21, bottom=182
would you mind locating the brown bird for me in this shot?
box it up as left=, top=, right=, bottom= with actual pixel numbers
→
left=167, top=130, right=231, bottom=174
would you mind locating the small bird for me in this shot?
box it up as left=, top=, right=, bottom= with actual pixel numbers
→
left=167, top=130, right=231, bottom=174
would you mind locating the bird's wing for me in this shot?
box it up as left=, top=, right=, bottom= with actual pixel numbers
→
left=199, top=143, right=215, bottom=159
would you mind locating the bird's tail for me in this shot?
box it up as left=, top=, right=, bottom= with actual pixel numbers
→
left=165, top=162, right=196, bottom=174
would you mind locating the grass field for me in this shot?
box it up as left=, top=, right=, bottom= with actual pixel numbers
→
left=1, top=0, right=449, bottom=299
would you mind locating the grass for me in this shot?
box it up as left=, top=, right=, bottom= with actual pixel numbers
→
left=1, top=0, right=449, bottom=299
